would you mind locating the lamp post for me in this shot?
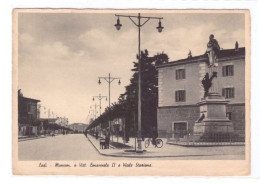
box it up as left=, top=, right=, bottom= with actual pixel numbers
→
left=93, top=94, right=108, bottom=116
left=98, top=73, right=121, bottom=139
left=90, top=103, right=100, bottom=120
left=89, top=109, right=96, bottom=119
left=114, top=13, right=164, bottom=153
left=90, top=104, right=100, bottom=133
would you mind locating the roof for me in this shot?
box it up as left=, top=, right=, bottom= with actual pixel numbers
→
left=156, top=47, right=245, bottom=69
left=69, top=123, right=88, bottom=126
left=39, top=118, right=57, bottom=121
left=19, top=96, right=40, bottom=102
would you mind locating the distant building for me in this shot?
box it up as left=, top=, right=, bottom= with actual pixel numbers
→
left=18, top=90, right=40, bottom=136
left=68, top=123, right=89, bottom=133
left=156, top=44, right=245, bottom=138
left=56, top=117, right=69, bottom=126
left=38, top=118, right=57, bottom=135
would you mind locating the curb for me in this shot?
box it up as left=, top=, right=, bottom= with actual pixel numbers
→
left=86, top=135, right=241, bottom=158
left=167, top=142, right=245, bottom=147
left=18, top=136, right=48, bottom=142
left=86, top=135, right=117, bottom=156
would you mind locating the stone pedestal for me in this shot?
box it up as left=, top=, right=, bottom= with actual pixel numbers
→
left=193, top=92, right=234, bottom=138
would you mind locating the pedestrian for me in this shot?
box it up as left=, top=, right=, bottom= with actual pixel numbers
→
left=152, top=126, right=158, bottom=146
left=105, top=130, right=110, bottom=149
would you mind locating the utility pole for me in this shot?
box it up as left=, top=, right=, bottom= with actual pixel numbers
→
left=93, top=94, right=107, bottom=116
left=90, top=104, right=99, bottom=120
left=98, top=73, right=121, bottom=139
left=114, top=13, right=164, bottom=153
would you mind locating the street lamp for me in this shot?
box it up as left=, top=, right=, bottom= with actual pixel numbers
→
left=98, top=73, right=121, bottom=139
left=93, top=94, right=108, bottom=116
left=90, top=103, right=101, bottom=119
left=114, top=17, right=122, bottom=30
left=114, top=13, right=164, bottom=153
left=89, top=109, right=95, bottom=119
left=156, top=19, right=164, bottom=32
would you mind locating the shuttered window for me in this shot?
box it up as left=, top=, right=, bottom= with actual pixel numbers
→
left=222, top=88, right=235, bottom=99
left=176, top=69, right=185, bottom=80
left=175, top=90, right=186, bottom=102
left=222, top=65, right=234, bottom=77
left=226, top=112, right=232, bottom=120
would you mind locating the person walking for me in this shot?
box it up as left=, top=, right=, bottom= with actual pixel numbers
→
left=151, top=126, right=158, bottom=146
left=105, top=130, right=110, bottom=149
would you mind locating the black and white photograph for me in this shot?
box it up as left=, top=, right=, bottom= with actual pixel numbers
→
left=12, top=9, right=250, bottom=175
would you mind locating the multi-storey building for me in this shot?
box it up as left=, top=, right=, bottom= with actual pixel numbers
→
left=18, top=90, right=40, bottom=136
left=156, top=43, right=245, bottom=138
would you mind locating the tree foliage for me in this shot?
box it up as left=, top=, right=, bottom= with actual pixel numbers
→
left=88, top=50, right=169, bottom=138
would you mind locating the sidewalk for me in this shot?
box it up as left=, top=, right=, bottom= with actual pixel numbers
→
left=18, top=135, right=48, bottom=142
left=86, top=135, right=245, bottom=158
left=167, top=140, right=245, bottom=147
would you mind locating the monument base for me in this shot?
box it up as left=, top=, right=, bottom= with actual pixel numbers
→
left=193, top=92, right=234, bottom=141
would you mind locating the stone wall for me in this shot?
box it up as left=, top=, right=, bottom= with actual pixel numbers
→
left=157, top=105, right=200, bottom=138
left=226, top=103, right=245, bottom=134
left=157, top=103, right=245, bottom=138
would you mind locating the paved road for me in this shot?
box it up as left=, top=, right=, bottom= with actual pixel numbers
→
left=18, top=134, right=245, bottom=160
left=19, top=134, right=118, bottom=160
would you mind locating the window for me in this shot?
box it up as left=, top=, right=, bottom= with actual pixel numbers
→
left=226, top=112, right=232, bottom=120
left=27, top=103, right=32, bottom=113
left=222, top=88, right=235, bottom=99
left=176, top=69, right=185, bottom=80
left=222, top=65, right=234, bottom=76
left=172, top=122, right=188, bottom=138
left=27, top=114, right=32, bottom=120
left=175, top=90, right=186, bottom=102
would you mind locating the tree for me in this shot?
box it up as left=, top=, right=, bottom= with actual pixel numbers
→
left=88, top=50, right=169, bottom=139
left=123, top=49, right=169, bottom=138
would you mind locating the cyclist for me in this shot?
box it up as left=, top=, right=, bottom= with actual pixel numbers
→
left=151, top=126, right=158, bottom=146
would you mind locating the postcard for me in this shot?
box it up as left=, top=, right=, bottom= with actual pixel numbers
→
left=12, top=9, right=250, bottom=176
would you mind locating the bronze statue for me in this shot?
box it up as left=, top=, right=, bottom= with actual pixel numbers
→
left=202, top=72, right=217, bottom=97
left=197, top=113, right=205, bottom=123
left=206, top=34, right=220, bottom=66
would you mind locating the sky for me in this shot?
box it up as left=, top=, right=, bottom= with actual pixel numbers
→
left=18, top=12, right=245, bottom=124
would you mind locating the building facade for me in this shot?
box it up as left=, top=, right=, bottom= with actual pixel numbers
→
left=56, top=117, right=69, bottom=127
left=156, top=45, right=245, bottom=138
left=69, top=123, right=89, bottom=133
left=18, top=91, right=40, bottom=136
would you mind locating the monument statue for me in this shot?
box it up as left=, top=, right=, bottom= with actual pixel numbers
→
left=206, top=34, right=220, bottom=67
left=196, top=113, right=205, bottom=123
left=194, top=34, right=233, bottom=139
left=201, top=34, right=220, bottom=97
left=201, top=72, right=217, bottom=97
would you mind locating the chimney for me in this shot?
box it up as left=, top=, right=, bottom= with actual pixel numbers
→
left=188, top=49, right=192, bottom=58
left=235, top=41, right=239, bottom=51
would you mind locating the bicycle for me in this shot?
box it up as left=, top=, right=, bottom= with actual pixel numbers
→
left=144, top=138, right=163, bottom=148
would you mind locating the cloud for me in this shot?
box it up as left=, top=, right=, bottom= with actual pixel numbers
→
left=18, top=13, right=245, bottom=123
left=19, top=33, right=35, bottom=44
left=78, top=28, right=137, bottom=61
left=18, top=32, right=129, bottom=123
left=141, top=22, right=218, bottom=60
